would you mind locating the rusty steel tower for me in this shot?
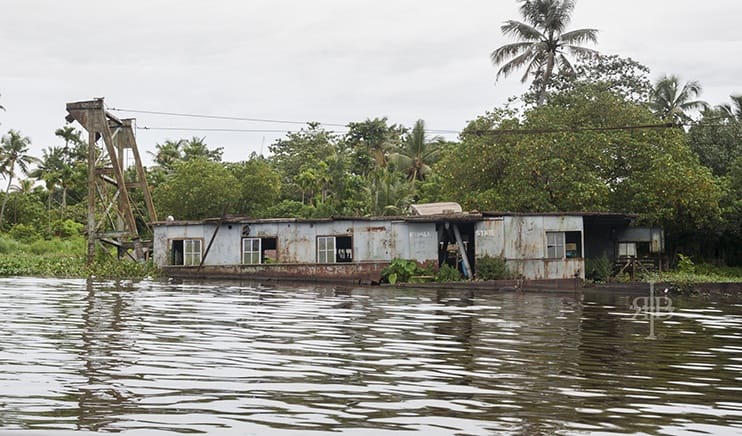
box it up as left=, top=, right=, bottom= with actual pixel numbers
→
left=65, top=98, right=157, bottom=263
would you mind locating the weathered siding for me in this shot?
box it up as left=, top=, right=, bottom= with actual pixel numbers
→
left=354, top=222, right=393, bottom=261
left=500, top=215, right=584, bottom=280
left=474, top=218, right=505, bottom=258
left=503, top=216, right=543, bottom=260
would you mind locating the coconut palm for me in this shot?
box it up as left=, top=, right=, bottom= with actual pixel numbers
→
left=0, top=130, right=38, bottom=225
left=30, top=146, right=67, bottom=219
left=716, top=94, right=742, bottom=121
left=650, top=75, right=708, bottom=124
left=491, top=0, right=598, bottom=105
left=388, top=119, right=442, bottom=188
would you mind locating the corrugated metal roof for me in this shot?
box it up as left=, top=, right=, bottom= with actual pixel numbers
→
left=410, top=202, right=463, bottom=216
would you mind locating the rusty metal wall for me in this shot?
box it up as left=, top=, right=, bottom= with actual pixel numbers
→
left=391, top=221, right=438, bottom=262
left=474, top=218, right=505, bottom=258
left=500, top=215, right=584, bottom=280
left=353, top=222, right=393, bottom=261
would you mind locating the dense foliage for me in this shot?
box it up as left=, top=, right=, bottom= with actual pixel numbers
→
left=0, top=0, right=740, bottom=274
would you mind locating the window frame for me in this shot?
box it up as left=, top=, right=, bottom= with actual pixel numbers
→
left=317, top=236, right=336, bottom=264
left=170, top=238, right=203, bottom=266
left=242, top=237, right=262, bottom=265
left=546, top=231, right=565, bottom=259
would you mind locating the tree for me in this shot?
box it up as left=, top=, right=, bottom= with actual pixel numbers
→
left=344, top=118, right=406, bottom=175
left=650, top=75, right=708, bottom=124
left=226, top=156, right=282, bottom=217
left=30, top=146, right=64, bottom=222
left=529, top=53, right=653, bottom=105
left=152, top=158, right=240, bottom=220
left=689, top=106, right=742, bottom=176
left=149, top=137, right=222, bottom=174
left=490, top=0, right=598, bottom=105
left=0, top=130, right=38, bottom=226
left=716, top=94, right=742, bottom=121
left=269, top=123, right=338, bottom=202
left=388, top=119, right=442, bottom=188
left=366, top=168, right=414, bottom=216
left=436, top=87, right=722, bottom=236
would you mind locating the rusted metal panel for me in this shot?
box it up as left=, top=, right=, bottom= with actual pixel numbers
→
left=474, top=218, right=505, bottom=258
left=405, top=222, right=438, bottom=262
left=353, top=221, right=392, bottom=261
left=542, top=215, right=582, bottom=232
left=163, top=261, right=389, bottom=284
left=503, top=216, right=543, bottom=260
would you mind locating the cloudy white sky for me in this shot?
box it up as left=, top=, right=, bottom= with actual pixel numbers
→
left=2, top=0, right=741, bottom=164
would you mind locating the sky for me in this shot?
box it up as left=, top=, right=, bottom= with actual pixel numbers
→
left=1, top=0, right=741, bottom=166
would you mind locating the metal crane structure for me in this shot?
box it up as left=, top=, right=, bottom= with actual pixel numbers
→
left=65, top=98, right=157, bottom=263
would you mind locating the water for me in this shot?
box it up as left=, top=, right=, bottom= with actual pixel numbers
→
left=0, top=277, right=741, bottom=435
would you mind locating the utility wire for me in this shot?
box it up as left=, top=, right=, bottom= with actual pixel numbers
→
left=109, top=107, right=342, bottom=127
left=109, top=106, right=461, bottom=134
left=137, top=127, right=313, bottom=133
left=111, top=106, right=695, bottom=137
left=471, top=122, right=679, bottom=136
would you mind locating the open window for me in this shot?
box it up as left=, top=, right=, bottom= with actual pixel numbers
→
left=317, top=236, right=353, bottom=263
left=170, top=239, right=202, bottom=266
left=242, top=237, right=278, bottom=264
left=546, top=231, right=582, bottom=259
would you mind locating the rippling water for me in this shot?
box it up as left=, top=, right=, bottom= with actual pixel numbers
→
left=1, top=277, right=741, bottom=435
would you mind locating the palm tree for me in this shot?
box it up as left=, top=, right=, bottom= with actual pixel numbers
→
left=389, top=120, right=442, bottom=188
left=0, top=130, right=38, bottom=225
left=491, top=0, right=598, bottom=105
left=716, top=94, right=742, bottom=121
left=650, top=75, right=708, bottom=124
left=30, top=146, right=66, bottom=220
left=149, top=139, right=185, bottom=172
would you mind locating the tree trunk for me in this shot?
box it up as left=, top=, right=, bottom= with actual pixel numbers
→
left=537, top=53, right=557, bottom=106
left=0, top=168, right=15, bottom=226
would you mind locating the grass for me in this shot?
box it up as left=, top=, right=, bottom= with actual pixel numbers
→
left=0, top=234, right=160, bottom=279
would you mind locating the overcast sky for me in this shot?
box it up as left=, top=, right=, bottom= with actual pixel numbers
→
left=2, top=0, right=741, bottom=165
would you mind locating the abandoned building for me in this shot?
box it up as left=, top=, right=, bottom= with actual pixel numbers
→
left=152, top=203, right=664, bottom=287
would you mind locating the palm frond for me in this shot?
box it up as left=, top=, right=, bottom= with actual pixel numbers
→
left=560, top=28, right=599, bottom=45
left=500, top=20, right=544, bottom=41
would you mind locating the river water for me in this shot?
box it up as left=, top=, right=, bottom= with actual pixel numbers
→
left=0, top=277, right=741, bottom=435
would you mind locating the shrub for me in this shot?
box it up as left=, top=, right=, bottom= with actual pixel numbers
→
left=381, top=258, right=432, bottom=284
left=51, top=219, right=84, bottom=238
left=677, top=253, right=696, bottom=274
left=476, top=255, right=511, bottom=280
left=436, top=263, right=462, bottom=282
left=0, top=236, right=24, bottom=254
left=586, top=254, right=612, bottom=282
left=8, top=223, right=42, bottom=243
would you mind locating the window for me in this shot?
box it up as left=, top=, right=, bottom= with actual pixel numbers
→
left=317, top=236, right=336, bottom=263
left=546, top=232, right=565, bottom=259
left=546, top=231, right=582, bottom=259
left=242, top=237, right=278, bottom=264
left=242, top=238, right=261, bottom=264
left=171, top=239, right=202, bottom=266
left=317, top=236, right=353, bottom=263
left=618, top=242, right=637, bottom=257
left=565, top=231, right=582, bottom=259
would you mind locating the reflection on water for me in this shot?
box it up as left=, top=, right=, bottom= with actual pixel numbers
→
left=0, top=277, right=741, bottom=435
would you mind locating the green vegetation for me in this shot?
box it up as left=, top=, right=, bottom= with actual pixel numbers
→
left=0, top=0, right=741, bottom=279
left=476, top=256, right=512, bottom=281
left=0, top=235, right=159, bottom=279
left=380, top=259, right=434, bottom=284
